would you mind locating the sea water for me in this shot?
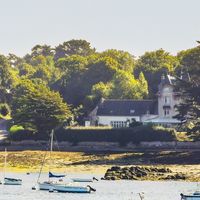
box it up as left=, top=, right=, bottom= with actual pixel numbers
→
left=0, top=172, right=198, bottom=200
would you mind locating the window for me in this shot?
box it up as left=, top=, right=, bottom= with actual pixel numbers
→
left=111, top=121, right=127, bottom=128
left=164, top=109, right=170, bottom=116
left=164, top=96, right=170, bottom=104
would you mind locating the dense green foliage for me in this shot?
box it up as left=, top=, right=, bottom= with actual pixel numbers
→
left=0, top=103, right=10, bottom=116
left=0, top=39, right=199, bottom=137
left=9, top=125, right=176, bottom=144
left=175, top=46, right=200, bottom=139
left=135, top=49, right=178, bottom=97
left=12, top=80, right=72, bottom=135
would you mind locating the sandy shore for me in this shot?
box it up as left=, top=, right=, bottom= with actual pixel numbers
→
left=0, top=151, right=115, bottom=174
left=0, top=150, right=200, bottom=181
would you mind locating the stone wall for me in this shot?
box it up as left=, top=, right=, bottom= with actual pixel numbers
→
left=1, top=140, right=200, bottom=151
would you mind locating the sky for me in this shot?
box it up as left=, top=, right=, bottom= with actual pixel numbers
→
left=0, top=0, right=200, bottom=57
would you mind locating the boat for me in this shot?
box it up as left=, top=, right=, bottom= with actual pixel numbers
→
left=181, top=192, right=200, bottom=200
left=37, top=130, right=66, bottom=190
left=38, top=172, right=65, bottom=191
left=53, top=183, right=95, bottom=193
left=71, top=177, right=98, bottom=182
left=4, top=177, right=22, bottom=185
left=3, top=148, right=22, bottom=185
left=37, top=130, right=96, bottom=193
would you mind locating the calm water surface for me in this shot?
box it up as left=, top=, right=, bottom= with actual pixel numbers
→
left=0, top=172, right=199, bottom=200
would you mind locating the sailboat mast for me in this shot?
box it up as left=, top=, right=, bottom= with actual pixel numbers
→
left=4, top=148, right=7, bottom=180
left=48, top=130, right=54, bottom=181
left=50, top=130, right=54, bottom=154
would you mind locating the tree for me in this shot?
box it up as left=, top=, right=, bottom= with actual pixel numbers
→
left=56, top=55, right=88, bottom=75
left=91, top=82, right=112, bottom=99
left=55, top=55, right=88, bottom=105
left=0, top=55, right=12, bottom=89
left=83, top=57, right=118, bottom=86
left=12, top=80, right=72, bottom=135
left=175, top=45, right=200, bottom=139
left=135, top=49, right=178, bottom=97
left=7, top=53, right=24, bottom=67
left=175, top=78, right=200, bottom=139
left=110, top=70, right=148, bottom=99
left=0, top=55, right=15, bottom=102
left=54, top=39, right=95, bottom=61
left=176, top=46, right=200, bottom=81
left=31, top=44, right=54, bottom=57
left=138, top=72, right=148, bottom=98
left=101, top=49, right=135, bottom=73
left=57, top=56, right=117, bottom=106
left=26, top=55, right=61, bottom=85
left=18, top=63, right=36, bottom=77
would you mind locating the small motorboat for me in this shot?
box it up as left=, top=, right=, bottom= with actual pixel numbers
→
left=4, top=177, right=22, bottom=185
left=53, top=184, right=96, bottom=193
left=181, top=191, right=200, bottom=200
left=71, top=177, right=98, bottom=183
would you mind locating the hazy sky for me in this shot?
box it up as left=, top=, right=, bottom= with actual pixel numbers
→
left=0, top=0, right=200, bottom=57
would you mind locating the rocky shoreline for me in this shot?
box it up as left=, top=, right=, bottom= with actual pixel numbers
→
left=104, top=166, right=187, bottom=181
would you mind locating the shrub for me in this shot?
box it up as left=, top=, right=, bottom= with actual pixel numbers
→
left=9, top=125, right=24, bottom=134
left=9, top=125, right=176, bottom=143
left=129, top=118, right=143, bottom=128
left=0, top=103, right=10, bottom=116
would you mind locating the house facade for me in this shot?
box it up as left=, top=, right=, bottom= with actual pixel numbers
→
left=86, top=75, right=181, bottom=128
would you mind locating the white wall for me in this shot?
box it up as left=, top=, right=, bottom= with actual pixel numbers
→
left=98, top=115, right=140, bottom=127
left=158, top=85, right=181, bottom=118
left=140, top=114, right=158, bottom=122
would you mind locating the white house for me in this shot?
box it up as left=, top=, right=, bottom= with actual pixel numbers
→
left=86, top=75, right=181, bottom=128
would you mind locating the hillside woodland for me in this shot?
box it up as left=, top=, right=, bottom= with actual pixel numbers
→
left=0, top=40, right=199, bottom=138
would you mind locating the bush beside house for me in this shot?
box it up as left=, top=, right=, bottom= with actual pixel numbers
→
left=9, top=125, right=176, bottom=146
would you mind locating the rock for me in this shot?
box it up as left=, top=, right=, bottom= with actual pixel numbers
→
left=111, top=166, right=121, bottom=171
left=166, top=168, right=172, bottom=173
left=164, top=173, right=186, bottom=180
left=156, top=168, right=172, bottom=173
left=104, top=165, right=177, bottom=181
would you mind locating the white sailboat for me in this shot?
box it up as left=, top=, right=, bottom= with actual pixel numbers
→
left=37, top=130, right=95, bottom=193
left=3, top=148, right=22, bottom=185
left=37, top=130, right=64, bottom=190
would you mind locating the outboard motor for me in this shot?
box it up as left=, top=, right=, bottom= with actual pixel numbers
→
left=180, top=193, right=185, bottom=200
left=93, top=177, right=99, bottom=181
left=32, top=186, right=36, bottom=190
left=87, top=185, right=96, bottom=192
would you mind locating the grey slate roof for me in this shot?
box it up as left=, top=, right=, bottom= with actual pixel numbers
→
left=97, top=99, right=158, bottom=116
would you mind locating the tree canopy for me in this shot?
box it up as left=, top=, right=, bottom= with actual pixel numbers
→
left=0, top=38, right=198, bottom=133
left=135, top=49, right=178, bottom=97
left=12, top=80, right=71, bottom=135
left=175, top=46, right=200, bottom=139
